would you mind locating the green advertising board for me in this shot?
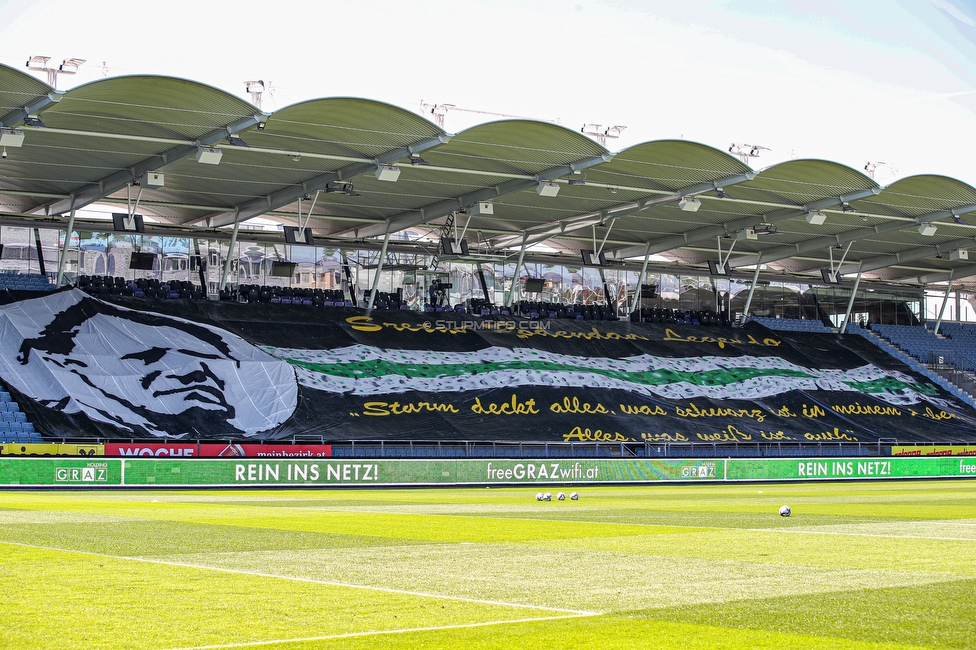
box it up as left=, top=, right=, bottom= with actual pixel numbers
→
left=120, top=458, right=722, bottom=486
left=725, top=457, right=976, bottom=481
left=1, top=456, right=975, bottom=487
left=0, top=458, right=122, bottom=486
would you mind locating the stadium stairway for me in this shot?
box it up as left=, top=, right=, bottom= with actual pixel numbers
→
left=846, top=322, right=976, bottom=409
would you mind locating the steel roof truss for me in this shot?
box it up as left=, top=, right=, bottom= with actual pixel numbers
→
left=0, top=91, right=63, bottom=128
left=201, top=133, right=451, bottom=228
left=857, top=236, right=976, bottom=274
left=492, top=171, right=756, bottom=251
left=42, top=113, right=264, bottom=216
left=730, top=201, right=976, bottom=269
left=348, top=153, right=614, bottom=240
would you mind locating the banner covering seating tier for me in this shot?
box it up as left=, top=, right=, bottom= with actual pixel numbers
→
left=2, top=289, right=976, bottom=444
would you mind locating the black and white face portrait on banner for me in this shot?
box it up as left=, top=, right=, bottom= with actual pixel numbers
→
left=0, top=290, right=297, bottom=437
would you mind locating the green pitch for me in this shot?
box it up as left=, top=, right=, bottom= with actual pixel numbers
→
left=1, top=480, right=975, bottom=649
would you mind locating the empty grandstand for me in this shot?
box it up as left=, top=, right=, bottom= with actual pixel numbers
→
left=4, top=62, right=976, bottom=457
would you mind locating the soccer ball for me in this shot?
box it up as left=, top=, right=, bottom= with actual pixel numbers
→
left=535, top=492, right=544, bottom=501
left=570, top=492, right=579, bottom=500
left=779, top=505, right=791, bottom=517
left=557, top=492, right=566, bottom=501
left=543, top=492, right=552, bottom=501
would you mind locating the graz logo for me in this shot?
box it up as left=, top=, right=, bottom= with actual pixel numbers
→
left=680, top=462, right=717, bottom=479
left=55, top=464, right=108, bottom=482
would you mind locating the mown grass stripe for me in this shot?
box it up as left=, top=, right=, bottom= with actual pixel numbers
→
left=170, top=614, right=600, bottom=650
left=0, top=540, right=600, bottom=616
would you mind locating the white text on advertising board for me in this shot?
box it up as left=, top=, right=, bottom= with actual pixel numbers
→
left=797, top=460, right=892, bottom=477
left=234, top=463, right=379, bottom=482
left=55, top=463, right=108, bottom=483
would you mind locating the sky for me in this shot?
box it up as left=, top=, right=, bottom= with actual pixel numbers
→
left=3, top=0, right=976, bottom=185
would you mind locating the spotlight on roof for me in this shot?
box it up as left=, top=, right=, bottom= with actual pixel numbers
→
left=537, top=180, right=560, bottom=197
left=227, top=135, right=248, bottom=147
left=568, top=179, right=586, bottom=186
left=375, top=163, right=401, bottom=182
left=678, top=196, right=701, bottom=212
left=918, top=223, right=937, bottom=236
left=949, top=249, right=969, bottom=261
left=805, top=210, right=826, bottom=225
left=326, top=181, right=360, bottom=196
left=842, top=202, right=856, bottom=212
left=469, top=201, right=493, bottom=216
left=715, top=188, right=732, bottom=199
left=23, top=115, right=45, bottom=128
left=195, top=145, right=223, bottom=165
left=0, top=128, right=26, bottom=148
left=409, top=154, right=431, bottom=166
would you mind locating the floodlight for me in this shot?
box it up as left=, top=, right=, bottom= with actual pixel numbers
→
left=715, top=188, right=732, bottom=199
left=195, top=145, right=223, bottom=164
left=469, top=201, right=493, bottom=216
left=375, top=164, right=401, bottom=182
left=409, top=154, right=430, bottom=165
left=568, top=179, right=586, bottom=186
left=227, top=135, right=248, bottom=147
left=580, top=249, right=607, bottom=266
left=0, top=128, right=25, bottom=148
left=736, top=229, right=758, bottom=241
left=820, top=269, right=841, bottom=285
left=23, top=115, right=45, bottom=127
left=146, top=171, right=164, bottom=187
left=708, top=260, right=731, bottom=276
left=537, top=180, right=560, bottom=197
left=918, top=224, right=937, bottom=236
left=805, top=211, right=826, bottom=225
left=678, top=196, right=701, bottom=212
left=949, top=249, right=969, bottom=261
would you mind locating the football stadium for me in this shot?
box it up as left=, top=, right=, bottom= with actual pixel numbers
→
left=2, top=38, right=976, bottom=647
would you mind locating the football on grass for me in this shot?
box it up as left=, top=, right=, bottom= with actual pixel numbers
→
left=779, top=505, right=791, bottom=517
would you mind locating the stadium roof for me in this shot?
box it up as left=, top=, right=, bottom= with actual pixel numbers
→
left=4, top=62, right=976, bottom=288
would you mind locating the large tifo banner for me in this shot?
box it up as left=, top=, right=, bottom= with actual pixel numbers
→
left=3, top=288, right=976, bottom=444
left=2, top=457, right=975, bottom=487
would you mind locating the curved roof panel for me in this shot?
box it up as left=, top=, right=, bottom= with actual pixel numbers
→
left=584, top=140, right=752, bottom=193
left=4, top=63, right=976, bottom=287
left=252, top=97, right=444, bottom=159
left=424, top=120, right=608, bottom=176
left=45, top=75, right=259, bottom=140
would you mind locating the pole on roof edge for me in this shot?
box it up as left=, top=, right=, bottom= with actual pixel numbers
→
left=56, top=208, right=76, bottom=287
left=629, top=243, right=653, bottom=315
left=934, top=275, right=953, bottom=335
left=742, top=263, right=762, bottom=319
left=839, top=266, right=863, bottom=334
left=506, top=236, right=528, bottom=308
left=219, top=220, right=241, bottom=292
left=367, top=228, right=392, bottom=309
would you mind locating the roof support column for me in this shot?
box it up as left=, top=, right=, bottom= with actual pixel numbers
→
left=55, top=207, right=76, bottom=288
left=476, top=263, right=492, bottom=305
left=367, top=228, right=393, bottom=310
left=934, top=276, right=954, bottom=335
left=742, top=264, right=763, bottom=319
left=628, top=243, right=653, bottom=315
left=840, top=265, right=864, bottom=334
left=598, top=267, right=611, bottom=311
left=506, top=236, right=529, bottom=309
left=219, top=218, right=241, bottom=292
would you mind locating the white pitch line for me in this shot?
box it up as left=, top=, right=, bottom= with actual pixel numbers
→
left=746, top=528, right=976, bottom=542
left=0, top=540, right=599, bottom=616
left=169, top=613, right=600, bottom=650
